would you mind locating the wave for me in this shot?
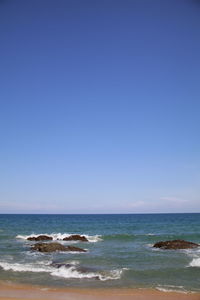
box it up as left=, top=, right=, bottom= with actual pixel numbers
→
left=184, top=247, right=200, bottom=256
left=184, top=247, right=200, bottom=267
left=0, top=261, right=125, bottom=281
left=16, top=233, right=102, bottom=243
left=51, top=265, right=125, bottom=281
left=0, top=261, right=52, bottom=273
left=145, top=233, right=156, bottom=236
left=156, top=285, right=188, bottom=293
left=189, top=258, right=200, bottom=267
left=146, top=243, right=154, bottom=248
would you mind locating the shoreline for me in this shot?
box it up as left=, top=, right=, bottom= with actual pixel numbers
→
left=0, top=281, right=200, bottom=300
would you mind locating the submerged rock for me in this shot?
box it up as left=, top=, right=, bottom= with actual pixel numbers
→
left=31, top=242, right=86, bottom=253
left=27, top=235, right=53, bottom=241
left=153, top=239, right=199, bottom=250
left=63, top=234, right=88, bottom=242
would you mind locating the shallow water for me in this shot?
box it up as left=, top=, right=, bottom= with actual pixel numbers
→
left=0, top=214, right=199, bottom=292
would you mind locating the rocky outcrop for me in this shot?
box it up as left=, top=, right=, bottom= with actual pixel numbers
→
left=31, top=242, right=86, bottom=253
left=63, top=234, right=88, bottom=242
left=153, top=239, right=199, bottom=250
left=26, top=234, right=88, bottom=242
left=27, top=235, right=53, bottom=241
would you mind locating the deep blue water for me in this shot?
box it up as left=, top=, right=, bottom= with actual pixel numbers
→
left=0, top=214, right=199, bottom=292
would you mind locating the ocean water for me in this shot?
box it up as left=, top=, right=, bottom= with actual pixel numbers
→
left=0, top=213, right=199, bottom=292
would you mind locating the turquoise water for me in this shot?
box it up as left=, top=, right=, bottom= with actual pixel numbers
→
left=0, top=214, right=199, bottom=292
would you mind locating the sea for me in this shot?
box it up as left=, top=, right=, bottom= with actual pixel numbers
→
left=0, top=213, right=199, bottom=292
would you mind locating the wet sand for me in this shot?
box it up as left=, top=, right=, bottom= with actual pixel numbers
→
left=0, top=281, right=199, bottom=300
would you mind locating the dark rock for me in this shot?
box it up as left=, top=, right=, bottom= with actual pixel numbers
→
left=31, top=242, right=86, bottom=253
left=67, top=245, right=87, bottom=252
left=27, top=235, right=53, bottom=241
left=63, top=234, right=88, bottom=242
left=153, top=239, right=199, bottom=250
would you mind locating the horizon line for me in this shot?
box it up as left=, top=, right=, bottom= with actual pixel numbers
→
left=0, top=212, right=199, bottom=215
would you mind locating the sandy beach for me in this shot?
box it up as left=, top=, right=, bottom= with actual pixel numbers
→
left=0, top=281, right=200, bottom=300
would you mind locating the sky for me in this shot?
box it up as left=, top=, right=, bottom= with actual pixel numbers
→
left=0, top=0, right=200, bottom=214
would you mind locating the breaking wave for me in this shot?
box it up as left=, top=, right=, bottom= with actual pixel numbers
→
left=0, top=261, right=52, bottom=273
left=189, top=258, right=200, bottom=267
left=16, top=233, right=102, bottom=243
left=0, top=261, right=125, bottom=281
left=51, top=266, right=125, bottom=281
left=156, top=285, right=188, bottom=293
left=184, top=247, right=200, bottom=267
left=145, top=233, right=156, bottom=236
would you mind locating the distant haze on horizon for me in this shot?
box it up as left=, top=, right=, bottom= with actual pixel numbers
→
left=0, top=0, right=200, bottom=214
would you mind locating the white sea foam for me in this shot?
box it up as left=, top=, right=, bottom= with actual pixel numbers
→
left=189, top=258, right=200, bottom=267
left=0, top=261, right=125, bottom=281
left=183, top=246, right=200, bottom=267
left=98, top=268, right=126, bottom=281
left=0, top=261, right=52, bottom=273
left=183, top=247, right=200, bottom=256
left=52, top=266, right=125, bottom=281
left=58, top=250, right=88, bottom=254
left=146, top=243, right=153, bottom=247
left=16, top=233, right=102, bottom=243
left=156, top=285, right=188, bottom=293
left=156, top=287, right=188, bottom=293
left=135, top=233, right=156, bottom=237
left=51, top=265, right=98, bottom=279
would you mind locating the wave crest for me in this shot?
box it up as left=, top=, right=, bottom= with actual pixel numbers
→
left=16, top=233, right=102, bottom=243
left=0, top=261, right=125, bottom=281
left=0, top=261, right=52, bottom=273
left=189, top=258, right=200, bottom=267
left=156, top=285, right=188, bottom=293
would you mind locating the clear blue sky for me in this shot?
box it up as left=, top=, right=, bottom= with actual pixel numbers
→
left=0, top=0, right=200, bottom=213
